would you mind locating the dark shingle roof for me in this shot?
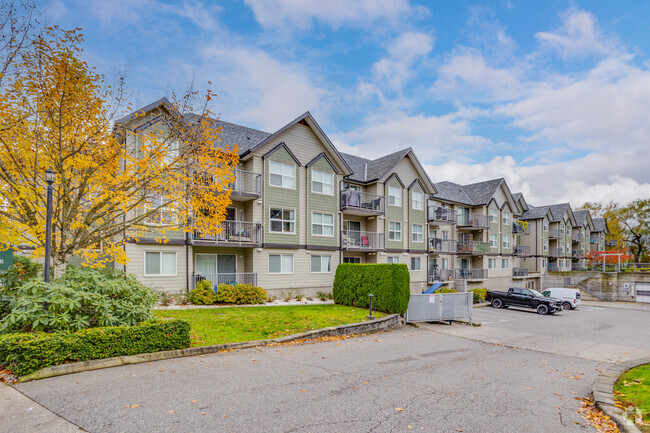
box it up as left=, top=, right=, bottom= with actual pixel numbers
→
left=115, top=97, right=176, bottom=125
left=593, top=217, right=607, bottom=233
left=210, top=119, right=271, bottom=154
left=513, top=192, right=522, bottom=202
left=431, top=181, right=473, bottom=205
left=463, top=178, right=505, bottom=206
left=520, top=205, right=551, bottom=220
left=573, top=209, right=589, bottom=226
left=547, top=203, right=570, bottom=222
left=340, top=148, right=411, bottom=183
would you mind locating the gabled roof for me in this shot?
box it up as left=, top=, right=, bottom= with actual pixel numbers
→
left=520, top=205, right=553, bottom=221
left=573, top=210, right=595, bottom=230
left=431, top=181, right=473, bottom=206
left=207, top=118, right=271, bottom=153
left=513, top=192, right=529, bottom=212
left=463, top=178, right=506, bottom=206
left=116, top=97, right=178, bottom=125
left=431, top=178, right=516, bottom=210
left=592, top=217, right=609, bottom=234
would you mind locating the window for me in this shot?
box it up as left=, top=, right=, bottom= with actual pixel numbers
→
left=502, top=235, right=510, bottom=249
left=441, top=258, right=449, bottom=269
left=543, top=220, right=549, bottom=231
left=145, top=251, right=177, bottom=276
left=411, top=257, right=421, bottom=270
left=387, top=257, right=399, bottom=264
left=269, top=160, right=295, bottom=189
left=389, top=221, right=402, bottom=241
left=312, top=169, right=334, bottom=195
left=270, top=208, right=295, bottom=233
left=269, top=255, right=293, bottom=274
left=544, top=241, right=548, bottom=252
left=312, top=212, right=334, bottom=236
left=311, top=255, right=332, bottom=273
left=502, top=210, right=511, bottom=225
left=489, top=208, right=498, bottom=223
left=542, top=259, right=547, bottom=268
left=411, top=224, right=423, bottom=243
left=388, top=186, right=402, bottom=206
left=489, top=234, right=498, bottom=248
left=343, top=183, right=361, bottom=192
left=488, top=258, right=497, bottom=269
left=144, top=195, right=175, bottom=226
left=412, top=191, right=423, bottom=210
left=560, top=240, right=564, bottom=250
left=502, top=258, right=509, bottom=269
left=343, top=257, right=361, bottom=264
left=560, top=223, right=565, bottom=236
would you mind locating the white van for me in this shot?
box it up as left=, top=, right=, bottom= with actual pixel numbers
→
left=541, top=288, right=581, bottom=310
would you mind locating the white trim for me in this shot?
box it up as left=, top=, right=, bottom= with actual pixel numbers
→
left=411, top=191, right=424, bottom=211
left=269, top=160, right=296, bottom=190
left=310, top=255, right=332, bottom=273
left=388, top=185, right=402, bottom=207
left=388, top=220, right=402, bottom=241
left=411, top=223, right=423, bottom=243
left=311, top=169, right=334, bottom=196
left=268, top=254, right=294, bottom=274
left=269, top=207, right=296, bottom=234
left=311, top=212, right=335, bottom=237
left=143, top=250, right=177, bottom=277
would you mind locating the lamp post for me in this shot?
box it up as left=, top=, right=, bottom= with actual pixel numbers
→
left=367, top=293, right=375, bottom=320
left=44, top=169, right=55, bottom=282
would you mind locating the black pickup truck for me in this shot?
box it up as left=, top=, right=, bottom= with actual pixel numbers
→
left=485, top=287, right=562, bottom=315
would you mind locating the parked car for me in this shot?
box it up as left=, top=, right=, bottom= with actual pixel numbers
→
left=485, top=287, right=562, bottom=315
left=541, top=288, right=581, bottom=310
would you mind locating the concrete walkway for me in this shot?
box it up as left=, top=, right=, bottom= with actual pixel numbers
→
left=581, top=300, right=650, bottom=311
left=0, top=382, right=85, bottom=432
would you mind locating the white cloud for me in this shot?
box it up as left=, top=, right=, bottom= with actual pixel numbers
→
left=535, top=9, right=617, bottom=59
left=243, top=0, right=420, bottom=30
left=372, top=31, right=434, bottom=91
left=166, top=1, right=222, bottom=31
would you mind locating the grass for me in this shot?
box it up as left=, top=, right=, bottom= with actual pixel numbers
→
left=614, top=363, right=650, bottom=432
left=154, top=304, right=386, bottom=347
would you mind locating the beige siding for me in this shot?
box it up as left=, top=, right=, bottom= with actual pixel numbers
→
left=125, top=243, right=190, bottom=293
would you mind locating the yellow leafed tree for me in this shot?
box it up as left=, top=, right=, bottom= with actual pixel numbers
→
left=0, top=27, right=239, bottom=271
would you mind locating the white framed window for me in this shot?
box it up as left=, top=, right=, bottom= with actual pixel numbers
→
left=488, top=258, right=497, bottom=269
left=489, top=234, right=498, bottom=248
left=144, top=195, right=175, bottom=226
left=389, top=221, right=402, bottom=241
left=544, top=241, right=548, bottom=252
left=489, top=208, right=498, bottom=223
left=312, top=212, right=334, bottom=237
left=343, top=183, right=361, bottom=192
left=312, top=169, right=334, bottom=195
left=542, top=259, right=547, bottom=268
left=343, top=257, right=361, bottom=264
left=412, top=191, right=423, bottom=210
left=388, top=186, right=402, bottom=207
left=144, top=251, right=177, bottom=276
left=411, top=224, right=423, bottom=243
left=411, top=257, right=421, bottom=270
left=387, top=256, right=399, bottom=264
left=502, top=258, right=509, bottom=269
left=311, top=255, right=332, bottom=273
left=269, top=160, right=295, bottom=189
left=270, top=208, right=295, bottom=233
left=269, top=254, right=293, bottom=274
left=559, top=223, right=565, bottom=236
left=441, top=258, right=449, bottom=269
left=502, top=210, right=511, bottom=225
left=502, top=235, right=510, bottom=249
left=560, top=240, right=564, bottom=250
left=543, top=219, right=548, bottom=231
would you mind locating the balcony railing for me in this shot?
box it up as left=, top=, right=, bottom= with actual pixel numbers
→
left=513, top=267, right=529, bottom=277
left=457, top=213, right=489, bottom=229
left=340, top=190, right=385, bottom=214
left=194, top=221, right=262, bottom=246
left=193, top=272, right=257, bottom=288
left=549, top=228, right=559, bottom=239
left=456, top=240, right=489, bottom=255
left=512, top=222, right=530, bottom=235
left=549, top=247, right=564, bottom=257
left=230, top=169, right=262, bottom=198
left=341, top=230, right=385, bottom=251
left=428, top=268, right=455, bottom=282
left=428, top=206, right=456, bottom=224
left=572, top=250, right=585, bottom=259
left=513, top=245, right=531, bottom=256
left=572, top=233, right=585, bottom=243
left=456, top=268, right=488, bottom=280
left=547, top=266, right=562, bottom=272
left=428, top=238, right=457, bottom=254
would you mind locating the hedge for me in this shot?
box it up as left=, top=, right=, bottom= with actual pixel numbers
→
left=0, top=319, right=190, bottom=377
left=333, top=263, right=410, bottom=314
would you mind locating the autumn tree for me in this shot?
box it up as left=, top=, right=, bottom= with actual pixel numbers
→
left=0, top=27, right=239, bottom=272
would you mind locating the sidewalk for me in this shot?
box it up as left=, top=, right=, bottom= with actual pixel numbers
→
left=582, top=300, right=650, bottom=312
left=0, top=383, right=84, bottom=432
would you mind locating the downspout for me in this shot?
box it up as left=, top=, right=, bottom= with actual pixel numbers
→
left=339, top=178, right=343, bottom=266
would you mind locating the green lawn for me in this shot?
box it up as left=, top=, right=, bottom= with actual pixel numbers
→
left=154, top=304, right=386, bottom=347
left=614, top=363, right=650, bottom=432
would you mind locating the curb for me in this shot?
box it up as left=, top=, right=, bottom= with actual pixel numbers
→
left=19, top=314, right=402, bottom=382
left=592, top=357, right=650, bottom=433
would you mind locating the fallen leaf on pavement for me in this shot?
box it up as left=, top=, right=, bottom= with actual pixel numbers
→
left=168, top=410, right=174, bottom=414
left=127, top=404, right=139, bottom=409
left=192, top=400, right=198, bottom=404
left=395, top=408, right=404, bottom=411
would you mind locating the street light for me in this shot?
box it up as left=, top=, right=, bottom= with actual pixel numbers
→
left=44, top=169, right=55, bottom=283
left=366, top=293, right=375, bottom=320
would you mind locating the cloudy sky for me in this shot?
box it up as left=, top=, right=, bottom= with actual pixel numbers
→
left=46, top=0, right=650, bottom=207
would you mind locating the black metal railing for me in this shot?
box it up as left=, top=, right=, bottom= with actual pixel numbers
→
left=193, top=272, right=257, bottom=288
left=512, top=222, right=530, bottom=235
left=456, top=240, right=489, bottom=255
left=513, top=245, right=531, bottom=256
left=428, top=206, right=456, bottom=224
left=428, top=238, right=457, bottom=254
left=230, top=169, right=262, bottom=197
left=341, top=230, right=385, bottom=250
left=513, top=267, right=529, bottom=277
left=340, top=190, right=385, bottom=214
left=428, top=268, right=455, bottom=282
left=456, top=268, right=488, bottom=280
left=194, top=221, right=262, bottom=246
left=457, top=213, right=489, bottom=229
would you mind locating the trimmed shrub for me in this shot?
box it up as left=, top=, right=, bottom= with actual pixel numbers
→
left=470, top=288, right=488, bottom=303
left=333, top=263, right=410, bottom=314
left=214, top=284, right=267, bottom=305
left=1, top=267, right=158, bottom=334
left=188, top=280, right=215, bottom=305
left=0, top=319, right=190, bottom=377
left=436, top=288, right=457, bottom=294
left=0, top=255, right=43, bottom=318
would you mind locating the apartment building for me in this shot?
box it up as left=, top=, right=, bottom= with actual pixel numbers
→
left=572, top=210, right=595, bottom=269
left=116, top=99, right=436, bottom=295
left=591, top=218, right=610, bottom=251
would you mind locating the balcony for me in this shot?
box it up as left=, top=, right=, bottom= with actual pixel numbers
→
left=428, top=268, right=455, bottom=283
left=193, top=272, right=257, bottom=288
left=193, top=221, right=262, bottom=246
left=428, top=206, right=456, bottom=225
left=547, top=266, right=562, bottom=272
left=512, top=222, right=530, bottom=235
left=513, top=267, right=529, bottom=278
left=340, top=190, right=385, bottom=216
left=572, top=250, right=585, bottom=259
left=572, top=233, right=584, bottom=243
left=513, top=245, right=531, bottom=256
left=549, top=247, right=565, bottom=257
left=549, top=228, right=559, bottom=239
left=456, top=268, right=488, bottom=280
left=341, top=230, right=385, bottom=251
left=230, top=169, right=262, bottom=201
left=428, top=238, right=457, bottom=254
left=456, top=240, right=489, bottom=255
left=457, top=213, right=489, bottom=230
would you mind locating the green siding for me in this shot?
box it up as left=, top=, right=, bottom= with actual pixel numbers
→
left=385, top=177, right=404, bottom=250
left=501, top=206, right=512, bottom=254
left=264, top=148, right=300, bottom=245
left=488, top=203, right=499, bottom=253
left=307, top=158, right=338, bottom=247
left=407, top=183, right=426, bottom=250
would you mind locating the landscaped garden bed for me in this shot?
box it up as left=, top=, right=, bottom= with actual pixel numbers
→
left=614, top=363, right=650, bottom=432
left=154, top=304, right=385, bottom=347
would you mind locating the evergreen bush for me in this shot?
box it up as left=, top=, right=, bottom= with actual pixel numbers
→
left=188, top=280, right=215, bottom=305
left=213, top=284, right=267, bottom=305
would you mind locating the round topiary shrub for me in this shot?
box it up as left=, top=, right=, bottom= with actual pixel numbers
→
left=189, top=280, right=216, bottom=305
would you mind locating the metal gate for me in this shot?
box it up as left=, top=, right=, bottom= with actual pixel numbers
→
left=636, top=282, right=650, bottom=303
left=405, top=292, right=473, bottom=324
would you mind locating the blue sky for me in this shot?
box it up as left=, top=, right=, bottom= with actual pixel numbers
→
left=46, top=0, right=650, bottom=206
